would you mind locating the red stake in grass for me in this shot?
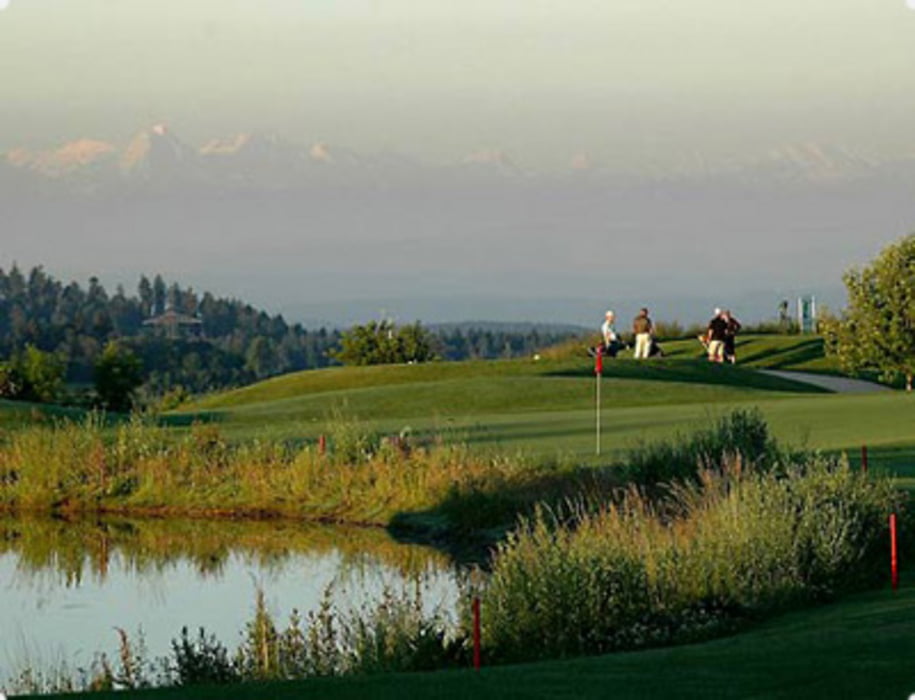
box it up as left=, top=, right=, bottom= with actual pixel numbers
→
left=890, top=513, right=899, bottom=591
left=472, top=597, right=481, bottom=670
left=861, top=445, right=868, bottom=473
left=318, top=434, right=326, bottom=455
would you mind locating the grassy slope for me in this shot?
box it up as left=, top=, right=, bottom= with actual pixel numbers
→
left=30, top=584, right=915, bottom=700
left=0, top=399, right=86, bottom=427
left=175, top=336, right=824, bottom=438
left=171, top=335, right=913, bottom=479
left=3, top=334, right=909, bottom=479
left=659, top=333, right=836, bottom=371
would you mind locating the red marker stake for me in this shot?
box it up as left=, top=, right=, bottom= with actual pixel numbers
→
left=861, top=445, right=868, bottom=473
left=472, top=597, right=481, bottom=670
left=890, top=513, right=899, bottom=591
left=318, top=435, right=326, bottom=455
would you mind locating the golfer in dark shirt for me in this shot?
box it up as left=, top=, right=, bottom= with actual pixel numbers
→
left=723, top=310, right=741, bottom=364
left=706, top=310, right=728, bottom=363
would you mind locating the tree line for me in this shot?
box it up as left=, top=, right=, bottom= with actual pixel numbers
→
left=0, top=266, right=341, bottom=402
left=0, top=265, right=583, bottom=407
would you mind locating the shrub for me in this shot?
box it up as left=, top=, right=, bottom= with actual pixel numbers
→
left=480, top=456, right=900, bottom=662
left=0, top=346, right=65, bottom=403
left=94, top=342, right=144, bottom=412
left=624, top=408, right=777, bottom=486
left=170, top=627, right=238, bottom=686
left=331, top=320, right=438, bottom=366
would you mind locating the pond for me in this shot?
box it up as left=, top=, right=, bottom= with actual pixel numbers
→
left=0, top=516, right=462, bottom=685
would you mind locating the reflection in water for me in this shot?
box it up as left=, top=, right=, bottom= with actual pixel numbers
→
left=0, top=516, right=461, bottom=680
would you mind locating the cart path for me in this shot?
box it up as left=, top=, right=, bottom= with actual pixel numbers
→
left=758, top=370, right=891, bottom=394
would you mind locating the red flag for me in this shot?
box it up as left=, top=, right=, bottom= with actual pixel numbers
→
left=595, top=351, right=603, bottom=375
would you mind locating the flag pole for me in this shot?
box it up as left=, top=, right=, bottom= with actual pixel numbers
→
left=595, top=350, right=602, bottom=455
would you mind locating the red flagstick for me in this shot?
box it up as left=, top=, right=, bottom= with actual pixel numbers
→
left=472, top=597, right=481, bottom=670
left=890, top=513, right=899, bottom=591
left=318, top=434, right=326, bottom=455
left=595, top=351, right=602, bottom=455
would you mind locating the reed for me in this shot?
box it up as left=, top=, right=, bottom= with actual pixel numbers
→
left=0, top=414, right=603, bottom=536
left=481, top=455, right=901, bottom=662
left=6, top=584, right=459, bottom=694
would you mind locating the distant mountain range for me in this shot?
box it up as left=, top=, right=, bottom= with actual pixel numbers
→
left=6, top=124, right=915, bottom=192
left=2, top=123, right=910, bottom=329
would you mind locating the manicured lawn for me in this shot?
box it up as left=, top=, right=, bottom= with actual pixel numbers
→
left=171, top=359, right=914, bottom=478
left=172, top=337, right=827, bottom=444
left=3, top=335, right=910, bottom=481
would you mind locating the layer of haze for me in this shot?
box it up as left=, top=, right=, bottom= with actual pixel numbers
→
left=3, top=0, right=915, bottom=166
left=2, top=1, right=915, bottom=324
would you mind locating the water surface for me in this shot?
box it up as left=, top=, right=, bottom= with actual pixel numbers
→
left=0, top=516, right=460, bottom=681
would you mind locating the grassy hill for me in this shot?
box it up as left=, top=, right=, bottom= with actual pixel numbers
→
left=2, top=335, right=907, bottom=478
left=0, top=398, right=86, bottom=427
left=172, top=334, right=913, bottom=470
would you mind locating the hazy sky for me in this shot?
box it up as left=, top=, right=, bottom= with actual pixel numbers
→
left=3, top=0, right=915, bottom=166
left=2, top=0, right=915, bottom=324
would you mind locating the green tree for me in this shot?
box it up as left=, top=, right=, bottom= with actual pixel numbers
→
left=0, top=362, right=23, bottom=398
left=14, top=345, right=65, bottom=402
left=94, top=342, right=144, bottom=411
left=823, top=235, right=915, bottom=391
left=397, top=322, right=437, bottom=363
left=332, top=320, right=436, bottom=366
left=244, top=336, right=276, bottom=378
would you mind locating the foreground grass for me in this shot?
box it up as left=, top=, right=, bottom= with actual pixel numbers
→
left=23, top=583, right=915, bottom=700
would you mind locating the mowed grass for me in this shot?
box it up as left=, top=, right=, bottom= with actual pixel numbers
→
left=170, top=334, right=913, bottom=478
left=0, top=399, right=85, bottom=427
left=30, top=583, right=915, bottom=700
left=175, top=335, right=827, bottom=442
left=660, top=333, right=837, bottom=371
left=2, top=334, right=909, bottom=482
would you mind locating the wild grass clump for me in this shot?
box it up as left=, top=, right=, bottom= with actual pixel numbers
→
left=8, top=585, right=461, bottom=694
left=225, top=585, right=462, bottom=681
left=481, top=455, right=901, bottom=662
left=0, top=414, right=600, bottom=534
left=623, top=407, right=779, bottom=486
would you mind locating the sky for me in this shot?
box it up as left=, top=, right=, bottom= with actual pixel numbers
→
left=3, top=0, right=915, bottom=167
left=2, top=0, right=915, bottom=324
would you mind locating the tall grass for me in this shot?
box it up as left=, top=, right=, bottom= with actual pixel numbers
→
left=481, top=456, right=901, bottom=662
left=0, top=409, right=797, bottom=540
left=7, top=585, right=460, bottom=695
left=623, top=407, right=779, bottom=486
left=0, top=414, right=605, bottom=534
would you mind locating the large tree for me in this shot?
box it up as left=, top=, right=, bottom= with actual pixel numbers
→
left=823, top=235, right=915, bottom=391
left=94, top=341, right=143, bottom=412
left=332, top=320, right=437, bottom=366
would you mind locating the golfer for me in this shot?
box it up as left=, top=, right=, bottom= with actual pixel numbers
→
left=601, top=310, right=621, bottom=357
left=706, top=309, right=728, bottom=363
left=632, top=308, right=653, bottom=359
left=723, top=309, right=742, bottom=364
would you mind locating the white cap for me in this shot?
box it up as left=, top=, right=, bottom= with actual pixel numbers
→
left=605, top=309, right=614, bottom=317
left=714, top=307, right=721, bottom=315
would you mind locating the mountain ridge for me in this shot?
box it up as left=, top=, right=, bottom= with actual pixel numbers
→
left=6, top=124, right=914, bottom=191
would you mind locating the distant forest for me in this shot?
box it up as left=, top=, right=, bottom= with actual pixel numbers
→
left=0, top=266, right=583, bottom=396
